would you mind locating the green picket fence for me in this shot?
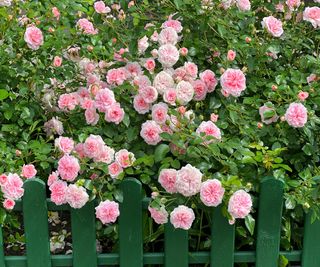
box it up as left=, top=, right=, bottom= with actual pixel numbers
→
left=0, top=177, right=320, bottom=267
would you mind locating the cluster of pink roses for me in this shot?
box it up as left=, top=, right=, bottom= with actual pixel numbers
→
left=149, top=164, right=252, bottom=230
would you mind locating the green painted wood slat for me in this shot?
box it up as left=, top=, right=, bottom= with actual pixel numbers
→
left=301, top=212, right=320, bottom=266
left=164, top=223, right=188, bottom=267
left=211, top=205, right=235, bottom=267
left=0, top=226, right=5, bottom=267
left=119, top=178, right=143, bottom=267
left=23, top=178, right=51, bottom=267
left=256, top=177, right=284, bottom=267
left=71, top=201, right=97, bottom=267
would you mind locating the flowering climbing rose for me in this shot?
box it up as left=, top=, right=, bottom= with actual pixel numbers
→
left=175, top=164, right=202, bottom=197
left=170, top=205, right=195, bottom=230
left=228, top=190, right=252, bottom=219
left=220, top=68, right=246, bottom=97
left=95, top=200, right=120, bottom=224
left=200, top=179, right=225, bottom=207
left=285, top=103, right=308, bottom=128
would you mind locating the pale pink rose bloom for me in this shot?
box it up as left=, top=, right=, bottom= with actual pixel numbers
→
left=52, top=7, right=60, bottom=20
left=138, top=36, right=149, bottom=54
left=298, top=91, right=309, bottom=101
left=106, top=68, right=128, bottom=85
left=139, top=86, right=158, bottom=104
left=286, top=0, right=301, bottom=11
left=58, top=155, right=80, bottom=181
left=0, top=174, right=7, bottom=186
left=133, top=75, right=151, bottom=88
left=162, top=19, right=183, bottom=33
left=96, top=200, right=120, bottom=224
left=259, top=105, right=279, bottom=124
left=158, top=27, right=178, bottom=46
left=44, top=117, right=64, bottom=136
left=192, top=80, right=207, bottom=101
left=148, top=206, right=168, bottom=224
left=77, top=18, right=98, bottom=35
left=53, top=56, right=62, bottom=67
left=150, top=31, right=159, bottom=42
left=58, top=93, right=79, bottom=111
left=153, top=71, right=175, bottom=94
left=95, top=88, right=116, bottom=112
left=81, top=98, right=95, bottom=110
left=151, top=49, right=159, bottom=58
left=179, top=47, right=188, bottom=56
left=108, top=162, right=123, bottom=178
left=303, top=7, right=320, bottom=28
left=220, top=68, right=246, bottom=97
left=152, top=103, right=168, bottom=124
left=307, top=74, right=317, bottom=84
left=196, top=121, right=222, bottom=142
left=210, top=113, right=219, bottom=122
left=95, top=145, right=115, bottom=164
left=0, top=0, right=12, bottom=7
left=227, top=50, right=236, bottom=61
left=176, top=81, right=194, bottom=105
left=47, top=171, right=59, bottom=187
left=50, top=180, right=67, bottom=205
left=199, top=70, right=218, bottom=93
left=74, top=143, right=86, bottom=159
left=126, top=62, right=143, bottom=78
left=94, top=1, right=111, bottom=13
left=184, top=62, right=198, bottom=80
left=78, top=88, right=90, bottom=99
left=66, top=185, right=89, bottom=209
left=158, top=44, right=179, bottom=68
left=228, top=190, right=252, bottom=219
left=221, top=0, right=234, bottom=9
left=236, top=0, right=251, bottom=11
left=140, top=120, right=163, bottom=145
left=3, top=199, right=15, bottom=210
left=115, top=149, right=135, bottom=168
left=84, top=135, right=105, bottom=159
left=163, top=88, right=177, bottom=105
left=144, top=58, right=156, bottom=72
left=105, top=103, right=124, bottom=124
left=275, top=3, right=285, bottom=12
left=85, top=108, right=100, bottom=125
left=158, top=169, right=177, bottom=193
left=1, top=173, right=24, bottom=200
left=133, top=94, right=151, bottom=114
left=55, top=136, right=74, bottom=154
left=176, top=164, right=202, bottom=197
left=21, top=164, right=37, bottom=179
left=170, top=205, right=195, bottom=230
left=285, top=103, right=308, bottom=128
left=24, top=26, right=44, bottom=50
left=200, top=179, right=225, bottom=207
left=262, top=16, right=284, bottom=37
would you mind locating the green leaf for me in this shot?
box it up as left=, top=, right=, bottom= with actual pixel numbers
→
left=0, top=208, right=7, bottom=225
left=245, top=214, right=255, bottom=235
left=154, top=144, right=170, bottom=163
left=0, top=89, right=9, bottom=101
left=114, top=189, right=123, bottom=203
left=278, top=255, right=289, bottom=267
left=302, top=143, right=313, bottom=156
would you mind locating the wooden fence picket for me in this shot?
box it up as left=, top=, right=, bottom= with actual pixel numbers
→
left=0, top=227, right=5, bottom=266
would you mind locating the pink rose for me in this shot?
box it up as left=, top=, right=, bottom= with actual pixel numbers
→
left=74, top=143, right=86, bottom=159
left=275, top=3, right=285, bottom=12
left=139, top=86, right=158, bottom=104
left=179, top=47, right=188, bottom=56
left=158, top=44, right=179, bottom=68
left=77, top=18, right=98, bottom=35
left=153, top=71, right=175, bottom=94
left=3, top=198, right=15, bottom=210
left=210, top=113, right=219, bottom=122
left=95, top=200, right=120, bottom=224
left=148, top=206, right=168, bottom=224
left=176, top=81, right=194, bottom=105
left=151, top=103, right=168, bottom=124
left=138, top=36, right=149, bottom=54
left=227, top=50, right=236, bottom=61
left=85, top=108, right=100, bottom=125
left=108, top=162, right=123, bottom=178
left=50, top=180, right=67, bottom=205
left=196, top=121, right=222, bottom=143
left=1, top=173, right=24, bottom=200
left=47, top=171, right=59, bottom=187
left=158, top=169, right=177, bottom=193
left=262, top=16, right=284, bottom=37
left=151, top=31, right=159, bottom=42
left=199, top=70, right=218, bottom=93
left=55, top=136, right=74, bottom=154
left=200, top=179, right=225, bottom=207
left=170, top=205, right=195, bottom=230
left=176, top=164, right=202, bottom=197
left=21, top=164, right=37, bottom=179
left=307, top=74, right=317, bottom=84
left=95, top=88, right=116, bottom=112
left=192, top=80, right=207, bottom=101
left=115, top=149, right=135, bottom=168
left=140, top=120, right=163, bottom=145
left=162, top=19, right=183, bottom=33
left=104, top=103, right=124, bottom=124
left=84, top=134, right=105, bottom=159
left=303, top=7, right=320, bottom=28
left=184, top=62, right=198, bottom=80
left=163, top=88, right=177, bottom=105
left=126, top=62, right=142, bottom=78
left=228, top=190, right=252, bottom=219
left=285, top=102, right=308, bottom=128
left=133, top=94, right=151, bottom=114
left=53, top=56, right=62, bottom=67
left=151, top=49, right=158, bottom=58
left=94, top=1, right=111, bottom=13
left=0, top=174, right=8, bottom=186
left=286, top=0, right=301, bottom=11
left=106, top=68, right=128, bottom=86
left=144, top=58, right=156, bottom=72
left=236, top=0, right=251, bottom=11
left=158, top=27, right=178, bottom=46
left=24, top=26, right=44, bottom=50
left=133, top=75, right=151, bottom=88
left=52, top=7, right=60, bottom=20
left=58, top=93, right=79, bottom=111
left=44, top=117, right=64, bottom=136
left=298, top=91, right=309, bottom=101
left=220, top=68, right=246, bottom=97
left=259, top=104, right=279, bottom=124
left=95, top=145, right=115, bottom=164
left=57, top=155, right=80, bottom=181
left=66, top=185, right=89, bottom=209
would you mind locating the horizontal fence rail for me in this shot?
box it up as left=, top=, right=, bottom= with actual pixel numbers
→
left=0, top=177, right=319, bottom=267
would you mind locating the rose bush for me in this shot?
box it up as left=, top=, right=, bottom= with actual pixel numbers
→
left=0, top=0, right=320, bottom=259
